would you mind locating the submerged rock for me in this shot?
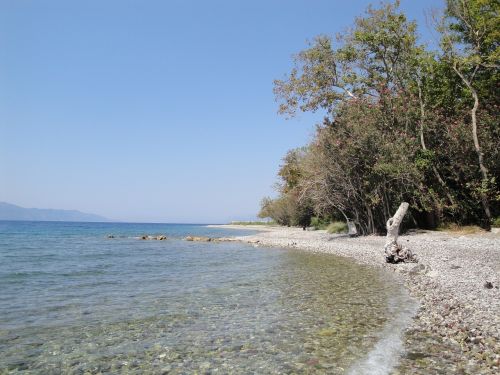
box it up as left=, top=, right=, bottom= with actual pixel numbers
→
left=139, top=235, right=168, bottom=240
left=184, top=236, right=214, bottom=242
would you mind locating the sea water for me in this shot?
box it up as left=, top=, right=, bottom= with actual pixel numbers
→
left=0, top=221, right=415, bottom=374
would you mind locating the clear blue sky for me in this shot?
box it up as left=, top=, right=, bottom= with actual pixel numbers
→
left=0, top=0, right=442, bottom=223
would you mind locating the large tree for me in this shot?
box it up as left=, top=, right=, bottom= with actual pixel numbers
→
left=265, top=0, right=498, bottom=231
left=441, top=0, right=500, bottom=224
left=273, top=1, right=438, bottom=232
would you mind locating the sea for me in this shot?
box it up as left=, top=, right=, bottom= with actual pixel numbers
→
left=0, top=221, right=416, bottom=374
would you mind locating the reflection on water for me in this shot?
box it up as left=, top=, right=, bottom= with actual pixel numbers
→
left=0, top=222, right=413, bottom=374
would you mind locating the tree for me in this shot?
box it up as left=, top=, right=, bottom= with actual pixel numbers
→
left=273, top=1, right=435, bottom=233
left=258, top=148, right=314, bottom=227
left=440, top=0, right=500, bottom=224
left=263, top=0, right=499, bottom=231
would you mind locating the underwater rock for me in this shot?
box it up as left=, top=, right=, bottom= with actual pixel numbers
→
left=139, top=235, right=167, bottom=240
left=184, top=236, right=214, bottom=242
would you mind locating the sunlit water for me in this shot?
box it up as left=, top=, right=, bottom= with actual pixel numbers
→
left=0, top=221, right=415, bottom=374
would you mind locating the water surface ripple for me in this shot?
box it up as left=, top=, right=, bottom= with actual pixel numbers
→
left=0, top=221, right=413, bottom=374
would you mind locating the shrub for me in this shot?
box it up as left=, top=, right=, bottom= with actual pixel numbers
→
left=310, top=216, right=329, bottom=230
left=230, top=221, right=277, bottom=226
left=327, top=221, right=348, bottom=234
left=492, top=217, right=500, bottom=228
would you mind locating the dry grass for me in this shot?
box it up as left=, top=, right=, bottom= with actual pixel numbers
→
left=437, top=223, right=486, bottom=235
left=229, top=221, right=277, bottom=226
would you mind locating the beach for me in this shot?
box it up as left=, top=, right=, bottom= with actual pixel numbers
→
left=214, top=225, right=500, bottom=374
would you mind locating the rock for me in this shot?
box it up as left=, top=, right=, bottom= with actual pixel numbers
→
left=184, top=236, right=212, bottom=242
left=139, top=235, right=167, bottom=240
left=484, top=281, right=493, bottom=289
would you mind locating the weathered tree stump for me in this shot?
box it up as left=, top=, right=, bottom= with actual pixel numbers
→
left=347, top=219, right=358, bottom=237
left=384, top=202, right=417, bottom=263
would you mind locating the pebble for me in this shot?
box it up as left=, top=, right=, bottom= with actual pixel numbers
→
left=225, top=225, right=500, bottom=374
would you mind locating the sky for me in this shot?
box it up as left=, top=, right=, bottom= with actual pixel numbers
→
left=0, top=0, right=443, bottom=223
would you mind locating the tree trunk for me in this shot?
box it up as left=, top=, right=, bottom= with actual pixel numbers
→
left=417, top=82, right=455, bottom=209
left=384, top=202, right=417, bottom=263
left=452, top=63, right=492, bottom=224
left=470, top=87, right=492, bottom=224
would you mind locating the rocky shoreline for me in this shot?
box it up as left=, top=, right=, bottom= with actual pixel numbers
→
left=213, top=225, right=500, bottom=374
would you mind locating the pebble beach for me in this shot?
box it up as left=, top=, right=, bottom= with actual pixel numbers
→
left=215, top=225, right=500, bottom=374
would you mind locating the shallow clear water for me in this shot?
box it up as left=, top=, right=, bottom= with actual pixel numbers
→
left=0, top=221, right=413, bottom=374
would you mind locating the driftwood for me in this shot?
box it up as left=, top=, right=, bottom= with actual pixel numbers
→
left=384, top=202, right=417, bottom=263
left=347, top=219, right=358, bottom=237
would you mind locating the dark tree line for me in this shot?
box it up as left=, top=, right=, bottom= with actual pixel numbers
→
left=259, top=0, right=499, bottom=234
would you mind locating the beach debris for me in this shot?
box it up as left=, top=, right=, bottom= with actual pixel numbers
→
left=384, top=202, right=417, bottom=263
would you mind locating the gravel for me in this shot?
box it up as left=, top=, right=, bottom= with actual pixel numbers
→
left=217, top=225, right=500, bottom=374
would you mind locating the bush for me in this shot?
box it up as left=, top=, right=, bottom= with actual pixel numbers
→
left=310, top=216, right=329, bottom=230
left=230, top=221, right=277, bottom=226
left=492, top=217, right=500, bottom=228
left=327, top=221, right=348, bottom=234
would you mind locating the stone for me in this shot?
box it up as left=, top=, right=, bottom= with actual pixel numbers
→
left=184, top=236, right=212, bottom=242
left=139, top=235, right=167, bottom=240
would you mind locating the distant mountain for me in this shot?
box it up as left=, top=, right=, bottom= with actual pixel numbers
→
left=0, top=202, right=109, bottom=222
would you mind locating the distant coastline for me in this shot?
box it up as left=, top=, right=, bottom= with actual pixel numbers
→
left=0, top=202, right=109, bottom=222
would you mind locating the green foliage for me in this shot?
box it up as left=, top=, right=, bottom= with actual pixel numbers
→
left=230, top=221, right=277, bottom=226
left=263, top=0, right=499, bottom=233
left=278, top=148, right=308, bottom=193
left=445, top=0, right=500, bottom=66
left=258, top=194, right=313, bottom=227
left=310, top=216, right=329, bottom=230
left=327, top=221, right=348, bottom=234
left=414, top=150, right=435, bottom=171
left=492, top=217, right=500, bottom=228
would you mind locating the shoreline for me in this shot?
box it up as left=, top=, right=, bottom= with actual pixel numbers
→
left=212, top=225, right=500, bottom=374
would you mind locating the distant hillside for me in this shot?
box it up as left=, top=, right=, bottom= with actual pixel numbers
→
left=0, top=202, right=109, bottom=222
